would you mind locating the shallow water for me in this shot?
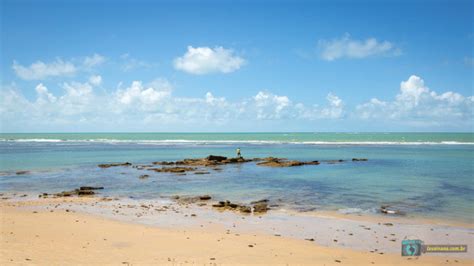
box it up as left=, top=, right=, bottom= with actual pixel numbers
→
left=0, top=133, right=473, bottom=222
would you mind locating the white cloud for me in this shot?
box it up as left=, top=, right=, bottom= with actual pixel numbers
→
left=83, top=54, right=106, bottom=68
left=173, top=46, right=246, bottom=74
left=89, top=75, right=102, bottom=86
left=356, top=75, right=473, bottom=127
left=1, top=75, right=471, bottom=131
left=12, top=54, right=106, bottom=80
left=35, top=83, right=57, bottom=103
left=120, top=53, right=153, bottom=72
left=116, top=79, right=172, bottom=109
left=318, top=34, right=400, bottom=61
left=253, top=91, right=291, bottom=119
left=12, top=59, right=77, bottom=80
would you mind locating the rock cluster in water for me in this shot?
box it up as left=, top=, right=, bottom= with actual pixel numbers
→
left=99, top=155, right=368, bottom=172
left=40, top=186, right=104, bottom=198
left=212, top=199, right=269, bottom=214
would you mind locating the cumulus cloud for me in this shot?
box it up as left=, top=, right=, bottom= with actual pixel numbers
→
left=356, top=75, right=473, bottom=127
left=12, top=59, right=77, bottom=80
left=0, top=77, right=345, bottom=131
left=1, top=75, right=471, bottom=131
left=318, top=34, right=400, bottom=61
left=173, top=46, right=246, bottom=74
left=116, top=79, right=172, bottom=110
left=83, top=54, right=106, bottom=68
left=120, top=53, right=153, bottom=72
left=12, top=54, right=106, bottom=80
left=88, top=75, right=102, bottom=86
left=35, top=83, right=57, bottom=104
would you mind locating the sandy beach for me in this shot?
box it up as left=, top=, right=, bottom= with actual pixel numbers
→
left=1, top=195, right=472, bottom=265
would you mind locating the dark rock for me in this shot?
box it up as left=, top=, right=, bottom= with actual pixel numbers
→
left=139, top=174, right=149, bottom=179
left=98, top=162, right=131, bottom=168
left=250, top=199, right=269, bottom=204
left=55, top=191, right=74, bottom=197
left=206, top=155, right=227, bottom=162
left=352, top=158, right=368, bottom=161
left=79, top=186, right=104, bottom=190
left=199, top=195, right=212, bottom=200
left=77, top=190, right=95, bottom=196
left=194, top=171, right=210, bottom=175
left=253, top=202, right=269, bottom=213
left=228, top=203, right=239, bottom=209
left=256, top=157, right=319, bottom=167
left=239, top=206, right=252, bottom=213
left=15, top=170, right=30, bottom=175
left=149, top=167, right=196, bottom=173
left=152, top=161, right=175, bottom=165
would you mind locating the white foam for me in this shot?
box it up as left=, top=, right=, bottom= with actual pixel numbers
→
left=1, top=138, right=473, bottom=145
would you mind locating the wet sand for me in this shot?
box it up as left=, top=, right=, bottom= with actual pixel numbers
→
left=1, top=195, right=472, bottom=265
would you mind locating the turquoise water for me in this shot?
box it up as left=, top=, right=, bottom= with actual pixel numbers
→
left=1, top=132, right=473, bottom=144
left=0, top=133, right=473, bottom=222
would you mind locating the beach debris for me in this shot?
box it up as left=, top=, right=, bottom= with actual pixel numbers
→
left=98, top=162, right=131, bottom=168
left=383, top=223, right=394, bottom=226
left=380, top=205, right=404, bottom=215
left=352, top=158, right=368, bottom=161
left=305, top=238, right=315, bottom=241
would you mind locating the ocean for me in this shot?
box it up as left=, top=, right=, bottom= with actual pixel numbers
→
left=1, top=132, right=473, bottom=222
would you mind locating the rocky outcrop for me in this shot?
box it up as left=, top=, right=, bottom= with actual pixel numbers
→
left=79, top=186, right=104, bottom=190
left=206, top=155, right=228, bottom=161
left=212, top=199, right=270, bottom=214
left=98, top=162, right=131, bottom=168
left=194, top=171, right=210, bottom=175
left=173, top=195, right=213, bottom=204
left=256, top=157, right=320, bottom=167
left=48, top=186, right=103, bottom=197
left=152, top=155, right=252, bottom=168
left=253, top=202, right=269, bottom=213
left=199, top=195, right=212, bottom=200
left=148, top=167, right=196, bottom=173
left=15, top=170, right=30, bottom=175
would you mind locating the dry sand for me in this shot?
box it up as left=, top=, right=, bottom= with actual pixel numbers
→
left=1, top=198, right=472, bottom=265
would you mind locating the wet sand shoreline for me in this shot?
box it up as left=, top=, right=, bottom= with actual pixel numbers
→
left=1, top=194, right=472, bottom=265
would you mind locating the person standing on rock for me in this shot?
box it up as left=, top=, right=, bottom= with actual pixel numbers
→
left=236, top=147, right=242, bottom=158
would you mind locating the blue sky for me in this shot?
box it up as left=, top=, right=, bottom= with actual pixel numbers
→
left=1, top=0, right=473, bottom=132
